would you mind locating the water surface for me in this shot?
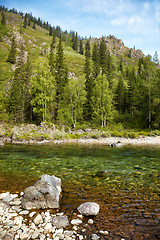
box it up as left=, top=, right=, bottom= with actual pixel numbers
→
left=0, top=144, right=159, bottom=239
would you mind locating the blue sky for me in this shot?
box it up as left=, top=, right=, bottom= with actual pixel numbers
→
left=1, top=0, right=160, bottom=57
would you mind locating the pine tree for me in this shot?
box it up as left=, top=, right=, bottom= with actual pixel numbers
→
left=28, top=17, right=30, bottom=26
left=32, top=21, right=36, bottom=29
left=8, top=40, right=31, bottom=122
left=79, top=39, right=83, bottom=55
left=84, top=39, right=92, bottom=120
left=73, top=32, right=78, bottom=51
left=106, top=53, right=115, bottom=89
left=1, top=12, right=6, bottom=25
left=115, top=75, right=127, bottom=113
left=23, top=13, right=27, bottom=28
left=49, top=33, right=56, bottom=75
left=92, top=42, right=100, bottom=79
left=7, top=36, right=16, bottom=64
left=55, top=36, right=68, bottom=118
left=49, top=26, right=52, bottom=36
left=127, top=66, right=137, bottom=115
left=99, top=37, right=107, bottom=75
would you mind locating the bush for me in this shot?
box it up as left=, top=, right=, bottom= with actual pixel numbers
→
left=127, top=132, right=139, bottom=139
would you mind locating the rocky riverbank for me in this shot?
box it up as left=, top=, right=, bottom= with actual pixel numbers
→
left=0, top=123, right=160, bottom=146
left=0, top=192, right=109, bottom=240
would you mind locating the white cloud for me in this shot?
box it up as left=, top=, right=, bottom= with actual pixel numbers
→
left=128, top=16, right=144, bottom=26
left=64, top=0, right=134, bottom=16
left=111, top=16, right=143, bottom=27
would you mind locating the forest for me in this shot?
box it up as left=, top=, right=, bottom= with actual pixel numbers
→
left=0, top=6, right=160, bottom=131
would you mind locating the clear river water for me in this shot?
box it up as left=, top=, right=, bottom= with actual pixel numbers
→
left=0, top=144, right=159, bottom=239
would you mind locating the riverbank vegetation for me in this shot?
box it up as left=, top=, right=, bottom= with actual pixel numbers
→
left=0, top=6, right=160, bottom=132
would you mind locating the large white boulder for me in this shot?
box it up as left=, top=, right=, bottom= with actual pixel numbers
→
left=77, top=202, right=100, bottom=216
left=21, top=174, right=61, bottom=209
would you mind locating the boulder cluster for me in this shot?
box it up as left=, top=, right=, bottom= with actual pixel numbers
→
left=0, top=175, right=108, bottom=240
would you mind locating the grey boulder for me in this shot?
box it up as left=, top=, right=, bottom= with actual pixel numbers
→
left=52, top=215, right=69, bottom=228
left=21, top=174, right=61, bottom=209
left=77, top=202, right=100, bottom=216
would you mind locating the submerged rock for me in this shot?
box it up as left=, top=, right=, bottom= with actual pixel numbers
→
left=90, top=233, right=100, bottom=240
left=110, top=141, right=123, bottom=147
left=77, top=202, right=100, bottom=216
left=21, top=174, right=61, bottom=209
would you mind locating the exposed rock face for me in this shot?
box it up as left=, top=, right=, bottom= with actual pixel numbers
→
left=21, top=174, right=61, bottom=209
left=77, top=202, right=100, bottom=216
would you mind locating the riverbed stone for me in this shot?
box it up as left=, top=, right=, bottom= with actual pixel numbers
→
left=77, top=202, right=100, bottom=216
left=71, top=219, right=82, bottom=225
left=52, top=215, right=69, bottom=228
left=33, top=214, right=43, bottom=225
left=88, top=219, right=94, bottom=224
left=90, top=234, right=100, bottom=240
left=21, top=174, right=61, bottom=209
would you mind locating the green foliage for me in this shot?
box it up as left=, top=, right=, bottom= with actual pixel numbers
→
left=92, top=74, right=114, bottom=127
left=7, top=36, right=16, bottom=64
left=79, top=39, right=83, bottom=55
left=55, top=37, right=68, bottom=117
left=1, top=12, right=6, bottom=25
left=31, top=58, right=55, bottom=122
left=0, top=9, right=160, bottom=131
left=56, top=72, right=86, bottom=127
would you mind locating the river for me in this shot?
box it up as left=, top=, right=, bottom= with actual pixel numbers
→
left=0, top=144, right=159, bottom=239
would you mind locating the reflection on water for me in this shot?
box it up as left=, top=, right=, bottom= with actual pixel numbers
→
left=0, top=144, right=160, bottom=239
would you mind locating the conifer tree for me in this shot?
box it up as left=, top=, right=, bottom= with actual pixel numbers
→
left=28, top=17, right=30, bottom=26
left=99, top=37, right=107, bottom=75
left=92, top=42, right=100, bottom=79
left=8, top=40, right=30, bottom=122
left=84, top=39, right=92, bottom=120
left=32, top=21, right=36, bottom=29
left=7, top=36, right=16, bottom=64
left=23, top=13, right=27, bottom=28
left=79, top=39, right=83, bottom=55
left=49, top=33, right=56, bottom=75
left=115, top=75, right=127, bottom=113
left=49, top=26, right=52, bottom=36
left=1, top=12, right=6, bottom=25
left=73, top=32, right=78, bottom=51
left=55, top=36, right=68, bottom=118
left=127, top=66, right=137, bottom=115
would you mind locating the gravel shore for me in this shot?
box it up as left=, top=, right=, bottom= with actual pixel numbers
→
left=43, top=136, right=160, bottom=146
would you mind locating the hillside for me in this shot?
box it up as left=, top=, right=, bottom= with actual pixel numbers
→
left=0, top=10, right=145, bottom=82
left=0, top=8, right=160, bottom=130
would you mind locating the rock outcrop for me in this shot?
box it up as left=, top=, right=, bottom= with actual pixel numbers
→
left=21, top=174, right=61, bottom=210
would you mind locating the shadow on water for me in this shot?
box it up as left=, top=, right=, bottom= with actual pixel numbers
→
left=0, top=144, right=160, bottom=239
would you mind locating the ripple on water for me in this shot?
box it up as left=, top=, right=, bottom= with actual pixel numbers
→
left=0, top=144, right=159, bottom=239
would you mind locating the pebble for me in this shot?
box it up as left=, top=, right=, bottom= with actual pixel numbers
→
left=32, top=230, right=40, bottom=239
left=78, top=235, right=83, bottom=240
left=90, top=234, right=100, bottom=240
left=88, top=219, right=94, bottom=224
left=39, top=234, right=45, bottom=240
left=19, top=210, right=29, bottom=215
left=33, top=214, right=43, bottom=225
left=29, top=211, right=36, bottom=218
left=71, top=219, right=82, bottom=225
left=99, top=230, right=109, bottom=235
left=44, top=222, right=52, bottom=230
left=19, top=232, right=30, bottom=239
